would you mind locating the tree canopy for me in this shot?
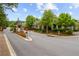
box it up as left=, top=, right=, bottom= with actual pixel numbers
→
left=58, top=13, right=75, bottom=30
left=41, top=10, right=57, bottom=33
left=0, top=3, right=18, bottom=30
left=26, top=15, right=36, bottom=29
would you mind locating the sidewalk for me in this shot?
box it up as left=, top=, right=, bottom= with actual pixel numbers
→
left=0, top=32, right=10, bottom=56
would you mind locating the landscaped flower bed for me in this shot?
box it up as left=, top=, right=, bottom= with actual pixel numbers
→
left=16, top=31, right=26, bottom=37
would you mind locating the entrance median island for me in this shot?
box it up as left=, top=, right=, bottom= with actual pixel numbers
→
left=10, top=19, right=31, bottom=40
left=11, top=19, right=27, bottom=38
left=15, top=29, right=32, bottom=41
left=16, top=31, right=26, bottom=37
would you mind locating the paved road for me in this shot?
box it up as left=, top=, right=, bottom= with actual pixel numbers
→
left=4, top=29, right=79, bottom=56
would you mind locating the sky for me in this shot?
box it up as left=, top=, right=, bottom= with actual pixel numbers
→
left=5, top=3, right=79, bottom=21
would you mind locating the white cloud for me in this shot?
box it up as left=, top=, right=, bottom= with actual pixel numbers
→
left=69, top=11, right=72, bottom=15
left=36, top=3, right=44, bottom=10
left=40, top=10, right=44, bottom=13
left=38, top=16, right=41, bottom=19
left=56, top=13, right=59, bottom=17
left=64, top=11, right=67, bottom=13
left=44, top=3, right=58, bottom=10
left=37, top=3, right=44, bottom=6
left=12, top=8, right=17, bottom=12
left=72, top=3, right=79, bottom=8
left=29, top=3, right=33, bottom=6
left=23, top=8, right=27, bottom=13
left=36, top=3, right=58, bottom=13
left=69, top=6, right=73, bottom=9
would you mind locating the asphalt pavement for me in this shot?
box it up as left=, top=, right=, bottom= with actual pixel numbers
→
left=3, top=29, right=79, bottom=56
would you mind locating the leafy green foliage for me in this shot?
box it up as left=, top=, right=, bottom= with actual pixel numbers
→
left=0, top=3, right=18, bottom=30
left=26, top=15, right=36, bottom=29
left=41, top=10, right=55, bottom=27
left=58, top=13, right=75, bottom=31
left=41, top=10, right=57, bottom=33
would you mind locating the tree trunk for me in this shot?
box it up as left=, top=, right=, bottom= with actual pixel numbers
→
left=46, top=25, right=48, bottom=34
left=57, top=25, right=60, bottom=35
left=42, top=25, right=44, bottom=31
left=51, top=25, right=53, bottom=30
left=0, top=27, right=3, bottom=31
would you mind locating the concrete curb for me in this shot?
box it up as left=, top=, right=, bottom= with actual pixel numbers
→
left=47, top=34, right=58, bottom=37
left=4, top=34, right=16, bottom=56
left=15, top=34, right=32, bottom=41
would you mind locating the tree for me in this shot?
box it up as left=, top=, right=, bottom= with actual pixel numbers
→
left=0, top=3, right=18, bottom=30
left=26, top=15, right=36, bottom=29
left=41, top=9, right=57, bottom=33
left=72, top=19, right=79, bottom=31
left=1, top=3, right=18, bottom=11
left=0, top=10, right=8, bottom=29
left=59, top=13, right=70, bottom=29
left=58, top=13, right=75, bottom=32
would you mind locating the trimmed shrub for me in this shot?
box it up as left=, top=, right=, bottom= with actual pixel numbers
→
left=65, top=30, right=73, bottom=35
left=35, top=29, right=43, bottom=33
left=53, top=28, right=58, bottom=32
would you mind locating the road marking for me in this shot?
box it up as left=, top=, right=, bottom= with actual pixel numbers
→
left=15, top=34, right=32, bottom=41
left=4, top=34, right=16, bottom=56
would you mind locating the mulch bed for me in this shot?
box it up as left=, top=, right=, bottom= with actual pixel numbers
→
left=16, top=31, right=26, bottom=37
left=34, top=30, right=73, bottom=36
left=0, top=32, right=10, bottom=56
left=48, top=32, right=73, bottom=36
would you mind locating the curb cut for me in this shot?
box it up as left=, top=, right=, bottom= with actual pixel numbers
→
left=4, top=34, right=16, bottom=56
